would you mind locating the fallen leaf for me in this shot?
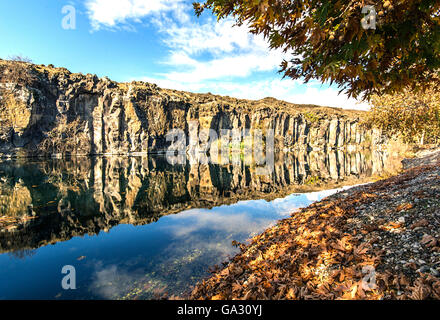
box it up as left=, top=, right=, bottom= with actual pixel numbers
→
left=396, top=203, right=413, bottom=212
left=421, top=234, right=437, bottom=247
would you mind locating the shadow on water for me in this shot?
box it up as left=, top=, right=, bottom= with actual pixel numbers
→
left=0, top=150, right=387, bottom=299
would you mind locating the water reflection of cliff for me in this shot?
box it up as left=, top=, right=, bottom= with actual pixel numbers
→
left=0, top=150, right=387, bottom=253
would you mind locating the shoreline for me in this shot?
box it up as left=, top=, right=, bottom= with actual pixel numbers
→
left=187, top=149, right=440, bottom=300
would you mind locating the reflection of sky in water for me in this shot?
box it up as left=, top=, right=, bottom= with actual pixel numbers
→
left=0, top=185, right=355, bottom=300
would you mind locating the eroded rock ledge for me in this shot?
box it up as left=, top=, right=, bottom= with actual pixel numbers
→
left=0, top=59, right=382, bottom=158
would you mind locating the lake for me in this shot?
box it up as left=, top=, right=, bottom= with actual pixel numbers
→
left=0, top=150, right=386, bottom=299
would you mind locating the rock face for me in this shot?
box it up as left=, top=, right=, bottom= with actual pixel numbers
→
left=0, top=60, right=381, bottom=157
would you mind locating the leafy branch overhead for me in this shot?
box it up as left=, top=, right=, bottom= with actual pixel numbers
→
left=194, top=0, right=440, bottom=100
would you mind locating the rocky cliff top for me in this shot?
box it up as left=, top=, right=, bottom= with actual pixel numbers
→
left=0, top=58, right=366, bottom=117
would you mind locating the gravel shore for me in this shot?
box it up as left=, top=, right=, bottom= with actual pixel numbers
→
left=188, top=150, right=440, bottom=300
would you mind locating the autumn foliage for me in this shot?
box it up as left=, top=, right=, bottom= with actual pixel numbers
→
left=365, top=78, right=440, bottom=145
left=189, top=164, right=440, bottom=300
left=194, top=0, right=440, bottom=100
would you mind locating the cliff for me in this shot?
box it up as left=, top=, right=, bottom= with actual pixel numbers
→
left=0, top=59, right=381, bottom=158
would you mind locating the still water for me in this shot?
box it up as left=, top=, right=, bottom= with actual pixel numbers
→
left=0, top=150, right=386, bottom=299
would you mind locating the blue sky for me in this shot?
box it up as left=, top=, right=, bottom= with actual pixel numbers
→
left=0, top=0, right=369, bottom=110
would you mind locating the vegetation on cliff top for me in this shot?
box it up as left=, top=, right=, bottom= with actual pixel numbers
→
left=365, top=77, right=440, bottom=145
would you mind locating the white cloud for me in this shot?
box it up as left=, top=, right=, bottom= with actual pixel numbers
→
left=147, top=9, right=369, bottom=110
left=152, top=16, right=287, bottom=83
left=160, top=49, right=284, bottom=82
left=86, top=0, right=369, bottom=110
left=160, top=18, right=263, bottom=55
left=288, top=86, right=371, bottom=110
left=85, top=0, right=185, bottom=30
